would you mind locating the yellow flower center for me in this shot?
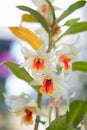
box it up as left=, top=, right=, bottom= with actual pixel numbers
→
left=40, top=78, right=54, bottom=94
left=32, top=57, right=45, bottom=71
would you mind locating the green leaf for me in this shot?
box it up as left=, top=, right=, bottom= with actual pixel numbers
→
left=21, top=14, right=38, bottom=22
left=3, top=62, right=33, bottom=82
left=46, top=115, right=66, bottom=130
left=2, top=62, right=40, bottom=92
left=17, top=5, right=50, bottom=34
left=64, top=22, right=87, bottom=35
left=55, top=22, right=87, bottom=42
left=66, top=99, right=87, bottom=127
left=64, top=18, right=80, bottom=26
left=56, top=1, right=86, bottom=24
left=46, top=0, right=56, bottom=24
left=72, top=61, right=87, bottom=72
left=46, top=99, right=87, bottom=130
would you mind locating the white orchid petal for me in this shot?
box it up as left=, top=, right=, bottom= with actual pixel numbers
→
left=51, top=78, right=68, bottom=99
left=32, top=0, right=54, bottom=7
left=60, top=35, right=80, bottom=45
left=27, top=100, right=37, bottom=107
left=69, top=91, right=75, bottom=98
left=3, top=93, right=19, bottom=100
left=19, top=58, right=33, bottom=68
left=36, top=44, right=46, bottom=57
left=21, top=46, right=36, bottom=57
left=32, top=0, right=45, bottom=7
left=35, top=27, right=49, bottom=45
left=30, top=69, right=44, bottom=79
left=4, top=94, right=29, bottom=112
left=54, top=6, right=63, bottom=10
left=46, top=51, right=56, bottom=60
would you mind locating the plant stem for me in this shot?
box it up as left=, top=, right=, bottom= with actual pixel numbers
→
left=55, top=107, right=59, bottom=118
left=49, top=106, right=53, bottom=124
left=34, top=93, right=42, bottom=130
left=34, top=115, right=40, bottom=130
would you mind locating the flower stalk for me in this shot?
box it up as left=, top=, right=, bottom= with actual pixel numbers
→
left=34, top=93, right=42, bottom=130
left=55, top=107, right=59, bottom=118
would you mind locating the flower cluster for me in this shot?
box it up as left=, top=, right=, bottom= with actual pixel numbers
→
left=3, top=0, right=87, bottom=129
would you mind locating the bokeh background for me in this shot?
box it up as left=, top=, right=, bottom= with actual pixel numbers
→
left=0, top=0, right=87, bottom=130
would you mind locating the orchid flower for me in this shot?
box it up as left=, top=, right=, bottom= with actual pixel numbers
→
left=32, top=0, right=54, bottom=24
left=20, top=44, right=56, bottom=78
left=56, top=35, right=83, bottom=72
left=30, top=69, right=70, bottom=110
left=32, top=0, right=61, bottom=41
left=4, top=93, right=47, bottom=125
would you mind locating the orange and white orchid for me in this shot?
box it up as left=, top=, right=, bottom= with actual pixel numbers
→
left=32, top=0, right=54, bottom=24
left=4, top=93, right=47, bottom=125
left=32, top=0, right=61, bottom=41
left=20, top=44, right=56, bottom=77
left=30, top=70, right=69, bottom=110
left=59, top=54, right=71, bottom=72
left=56, top=35, right=82, bottom=72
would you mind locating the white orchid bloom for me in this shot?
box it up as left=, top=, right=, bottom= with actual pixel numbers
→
left=4, top=93, right=28, bottom=112
left=30, top=70, right=69, bottom=110
left=56, top=35, right=83, bottom=72
left=4, top=93, right=47, bottom=125
left=32, top=0, right=61, bottom=31
left=20, top=44, right=56, bottom=77
left=32, top=0, right=61, bottom=41
left=32, top=0, right=54, bottom=24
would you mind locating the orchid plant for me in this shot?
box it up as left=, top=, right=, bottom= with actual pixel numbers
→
left=1, top=0, right=87, bottom=130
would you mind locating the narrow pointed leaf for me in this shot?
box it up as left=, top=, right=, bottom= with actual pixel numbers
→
left=72, top=61, right=87, bottom=72
left=2, top=62, right=40, bottom=92
left=66, top=99, right=87, bottom=127
left=46, top=116, right=66, bottom=130
left=64, top=22, right=87, bottom=35
left=56, top=1, right=86, bottom=24
left=17, top=6, right=50, bottom=34
left=22, top=14, right=38, bottom=22
left=3, top=62, right=33, bottom=82
left=64, top=18, right=80, bottom=26
left=55, top=22, right=87, bottom=42
left=9, top=26, right=43, bottom=50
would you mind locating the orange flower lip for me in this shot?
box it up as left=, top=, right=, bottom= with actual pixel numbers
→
left=40, top=4, right=47, bottom=13
left=32, top=57, right=45, bottom=71
left=40, top=78, right=54, bottom=94
left=59, top=54, right=71, bottom=71
left=40, top=4, right=50, bottom=14
left=23, top=108, right=33, bottom=125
